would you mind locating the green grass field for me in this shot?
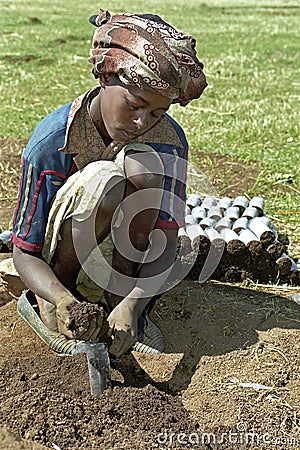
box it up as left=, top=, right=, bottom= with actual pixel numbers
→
left=1, top=0, right=299, bottom=250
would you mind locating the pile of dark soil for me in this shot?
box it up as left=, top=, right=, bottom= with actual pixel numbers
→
left=0, top=354, right=199, bottom=450
left=1, top=281, right=299, bottom=450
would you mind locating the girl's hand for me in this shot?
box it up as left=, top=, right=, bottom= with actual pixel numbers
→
left=56, top=295, right=105, bottom=341
left=107, top=300, right=138, bottom=356
left=101, top=141, right=123, bottom=159
left=55, top=295, right=80, bottom=338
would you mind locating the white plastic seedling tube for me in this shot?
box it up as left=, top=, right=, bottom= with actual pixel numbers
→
left=276, top=253, right=298, bottom=270
left=208, top=206, right=223, bottom=221
left=186, top=224, right=207, bottom=241
left=242, top=206, right=259, bottom=220
left=290, top=293, right=300, bottom=305
left=275, top=253, right=293, bottom=276
left=202, top=196, right=217, bottom=210
left=205, top=227, right=225, bottom=248
left=232, top=196, right=249, bottom=212
left=259, top=215, right=272, bottom=227
left=217, top=196, right=233, bottom=212
left=232, top=217, right=248, bottom=233
left=186, top=193, right=201, bottom=208
left=191, top=206, right=207, bottom=220
left=185, top=205, right=192, bottom=216
left=248, top=217, right=274, bottom=239
left=224, top=206, right=240, bottom=221
left=215, top=217, right=233, bottom=232
left=199, top=217, right=216, bottom=229
left=178, top=227, right=188, bottom=237
left=238, top=229, right=260, bottom=245
left=291, top=260, right=300, bottom=271
left=249, top=196, right=265, bottom=214
left=220, top=228, right=241, bottom=244
left=185, top=214, right=198, bottom=225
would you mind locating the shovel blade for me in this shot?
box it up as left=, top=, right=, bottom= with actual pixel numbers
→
left=86, top=342, right=112, bottom=395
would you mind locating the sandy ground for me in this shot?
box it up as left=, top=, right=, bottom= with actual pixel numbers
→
left=0, top=137, right=299, bottom=449
left=0, top=276, right=299, bottom=449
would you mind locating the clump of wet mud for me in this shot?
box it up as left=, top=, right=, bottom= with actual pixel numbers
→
left=68, top=301, right=109, bottom=340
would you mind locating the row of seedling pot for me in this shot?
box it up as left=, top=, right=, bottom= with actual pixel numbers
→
left=178, top=194, right=299, bottom=286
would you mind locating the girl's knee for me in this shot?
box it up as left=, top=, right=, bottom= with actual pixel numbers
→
left=124, top=150, right=164, bottom=191
left=99, top=176, right=126, bottom=216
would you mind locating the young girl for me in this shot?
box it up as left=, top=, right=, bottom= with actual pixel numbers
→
left=12, top=9, right=207, bottom=357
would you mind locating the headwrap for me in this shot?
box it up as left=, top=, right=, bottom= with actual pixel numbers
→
left=88, top=9, right=207, bottom=106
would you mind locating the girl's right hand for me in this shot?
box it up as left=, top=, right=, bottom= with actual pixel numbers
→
left=55, top=295, right=105, bottom=341
left=55, top=295, right=80, bottom=338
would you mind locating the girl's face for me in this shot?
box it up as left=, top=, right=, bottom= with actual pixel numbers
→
left=96, top=74, right=172, bottom=145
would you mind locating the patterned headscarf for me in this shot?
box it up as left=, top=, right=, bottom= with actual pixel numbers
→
left=88, top=9, right=207, bottom=106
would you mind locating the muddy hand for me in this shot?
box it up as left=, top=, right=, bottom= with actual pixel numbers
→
left=108, top=302, right=138, bottom=357
left=55, top=295, right=80, bottom=339
left=56, top=296, right=105, bottom=341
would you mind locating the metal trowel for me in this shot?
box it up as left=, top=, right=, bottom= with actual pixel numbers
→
left=73, top=341, right=112, bottom=395
left=85, top=342, right=112, bottom=395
